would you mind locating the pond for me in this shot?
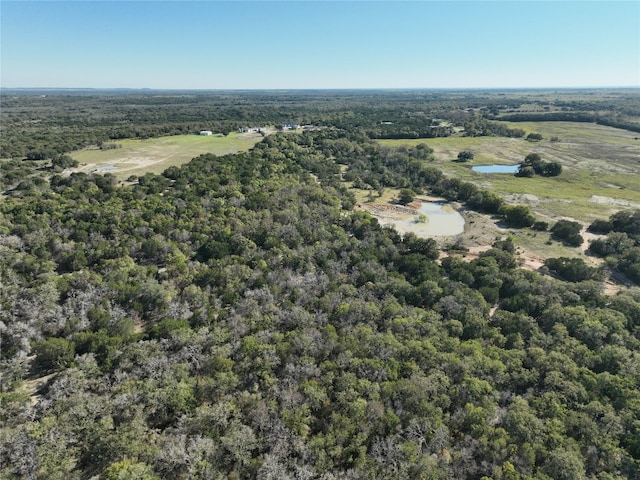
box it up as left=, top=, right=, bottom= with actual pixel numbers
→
left=375, top=202, right=465, bottom=237
left=472, top=164, right=520, bottom=174
left=94, top=164, right=118, bottom=171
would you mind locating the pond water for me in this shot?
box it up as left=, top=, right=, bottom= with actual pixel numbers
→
left=379, top=202, right=465, bottom=237
left=472, top=164, right=520, bottom=174
left=95, top=165, right=117, bottom=171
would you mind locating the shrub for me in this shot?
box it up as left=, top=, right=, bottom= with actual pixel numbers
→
left=588, top=219, right=612, bottom=234
left=33, top=337, right=75, bottom=373
left=398, top=188, right=415, bottom=205
left=455, top=150, right=474, bottom=162
left=500, top=205, right=536, bottom=228
left=543, top=161, right=562, bottom=176
left=532, top=221, right=549, bottom=231
left=551, top=220, right=583, bottom=246
left=52, top=155, right=79, bottom=169
left=544, top=257, right=604, bottom=282
left=526, top=133, right=543, bottom=141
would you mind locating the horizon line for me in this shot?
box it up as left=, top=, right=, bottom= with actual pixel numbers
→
left=3, top=85, right=639, bottom=92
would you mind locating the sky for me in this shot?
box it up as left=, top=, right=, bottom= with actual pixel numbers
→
left=1, top=1, right=639, bottom=89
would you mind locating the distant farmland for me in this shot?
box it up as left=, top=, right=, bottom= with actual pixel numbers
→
left=70, top=132, right=263, bottom=179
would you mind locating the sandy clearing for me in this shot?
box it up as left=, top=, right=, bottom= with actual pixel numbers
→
left=75, top=155, right=166, bottom=176
left=504, top=193, right=541, bottom=207
left=16, top=368, right=56, bottom=406
left=590, top=195, right=640, bottom=209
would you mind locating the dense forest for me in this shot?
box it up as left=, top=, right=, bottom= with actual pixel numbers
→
left=1, top=90, right=640, bottom=479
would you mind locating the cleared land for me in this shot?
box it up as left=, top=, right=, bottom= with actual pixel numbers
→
left=69, top=132, right=263, bottom=179
left=373, top=122, right=640, bottom=281
left=378, top=121, right=640, bottom=223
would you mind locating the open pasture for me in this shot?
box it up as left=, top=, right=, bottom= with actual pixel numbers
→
left=379, top=121, right=640, bottom=223
left=70, top=132, right=262, bottom=179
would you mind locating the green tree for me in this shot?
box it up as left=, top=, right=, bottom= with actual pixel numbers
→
left=541, top=448, right=587, bottom=480
left=101, top=459, right=160, bottom=480
left=52, top=154, right=79, bottom=170
left=532, top=221, right=549, bottom=231
left=544, top=257, right=604, bottom=282
left=398, top=188, right=415, bottom=205
left=543, top=161, right=562, bottom=177
left=551, top=220, right=583, bottom=246
left=33, top=337, right=75, bottom=373
left=456, top=150, right=474, bottom=162
left=500, top=205, right=536, bottom=228
left=515, top=165, right=535, bottom=178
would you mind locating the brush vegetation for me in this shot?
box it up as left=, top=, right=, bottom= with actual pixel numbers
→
left=1, top=89, right=640, bottom=480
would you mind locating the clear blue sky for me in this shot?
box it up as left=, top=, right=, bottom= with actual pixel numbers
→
left=1, top=1, right=638, bottom=89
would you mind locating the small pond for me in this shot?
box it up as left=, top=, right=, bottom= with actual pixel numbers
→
left=472, top=164, right=520, bottom=174
left=380, top=202, right=465, bottom=237
left=95, top=165, right=118, bottom=171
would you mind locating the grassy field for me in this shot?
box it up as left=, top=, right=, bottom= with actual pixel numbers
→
left=70, top=133, right=263, bottom=180
left=378, top=121, right=640, bottom=223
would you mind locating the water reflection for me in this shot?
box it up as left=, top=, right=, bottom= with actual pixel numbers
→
left=373, top=201, right=465, bottom=237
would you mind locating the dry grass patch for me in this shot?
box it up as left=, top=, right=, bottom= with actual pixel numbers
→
left=69, top=133, right=262, bottom=180
left=379, top=122, right=640, bottom=223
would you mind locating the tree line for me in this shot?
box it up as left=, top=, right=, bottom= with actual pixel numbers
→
left=6, top=89, right=638, bottom=162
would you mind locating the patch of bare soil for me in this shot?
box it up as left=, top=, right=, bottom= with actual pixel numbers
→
left=15, top=358, right=56, bottom=406
left=519, top=254, right=545, bottom=271
left=603, top=281, right=622, bottom=296
left=504, top=193, right=541, bottom=207
left=359, top=202, right=419, bottom=219
left=75, top=155, right=163, bottom=175
left=458, top=208, right=504, bottom=248
left=590, top=195, right=640, bottom=209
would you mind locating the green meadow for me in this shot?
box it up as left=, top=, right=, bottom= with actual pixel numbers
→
left=70, top=133, right=262, bottom=179
left=379, top=121, right=640, bottom=222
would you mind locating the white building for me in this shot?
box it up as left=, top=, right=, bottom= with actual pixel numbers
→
left=199, top=130, right=213, bottom=136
